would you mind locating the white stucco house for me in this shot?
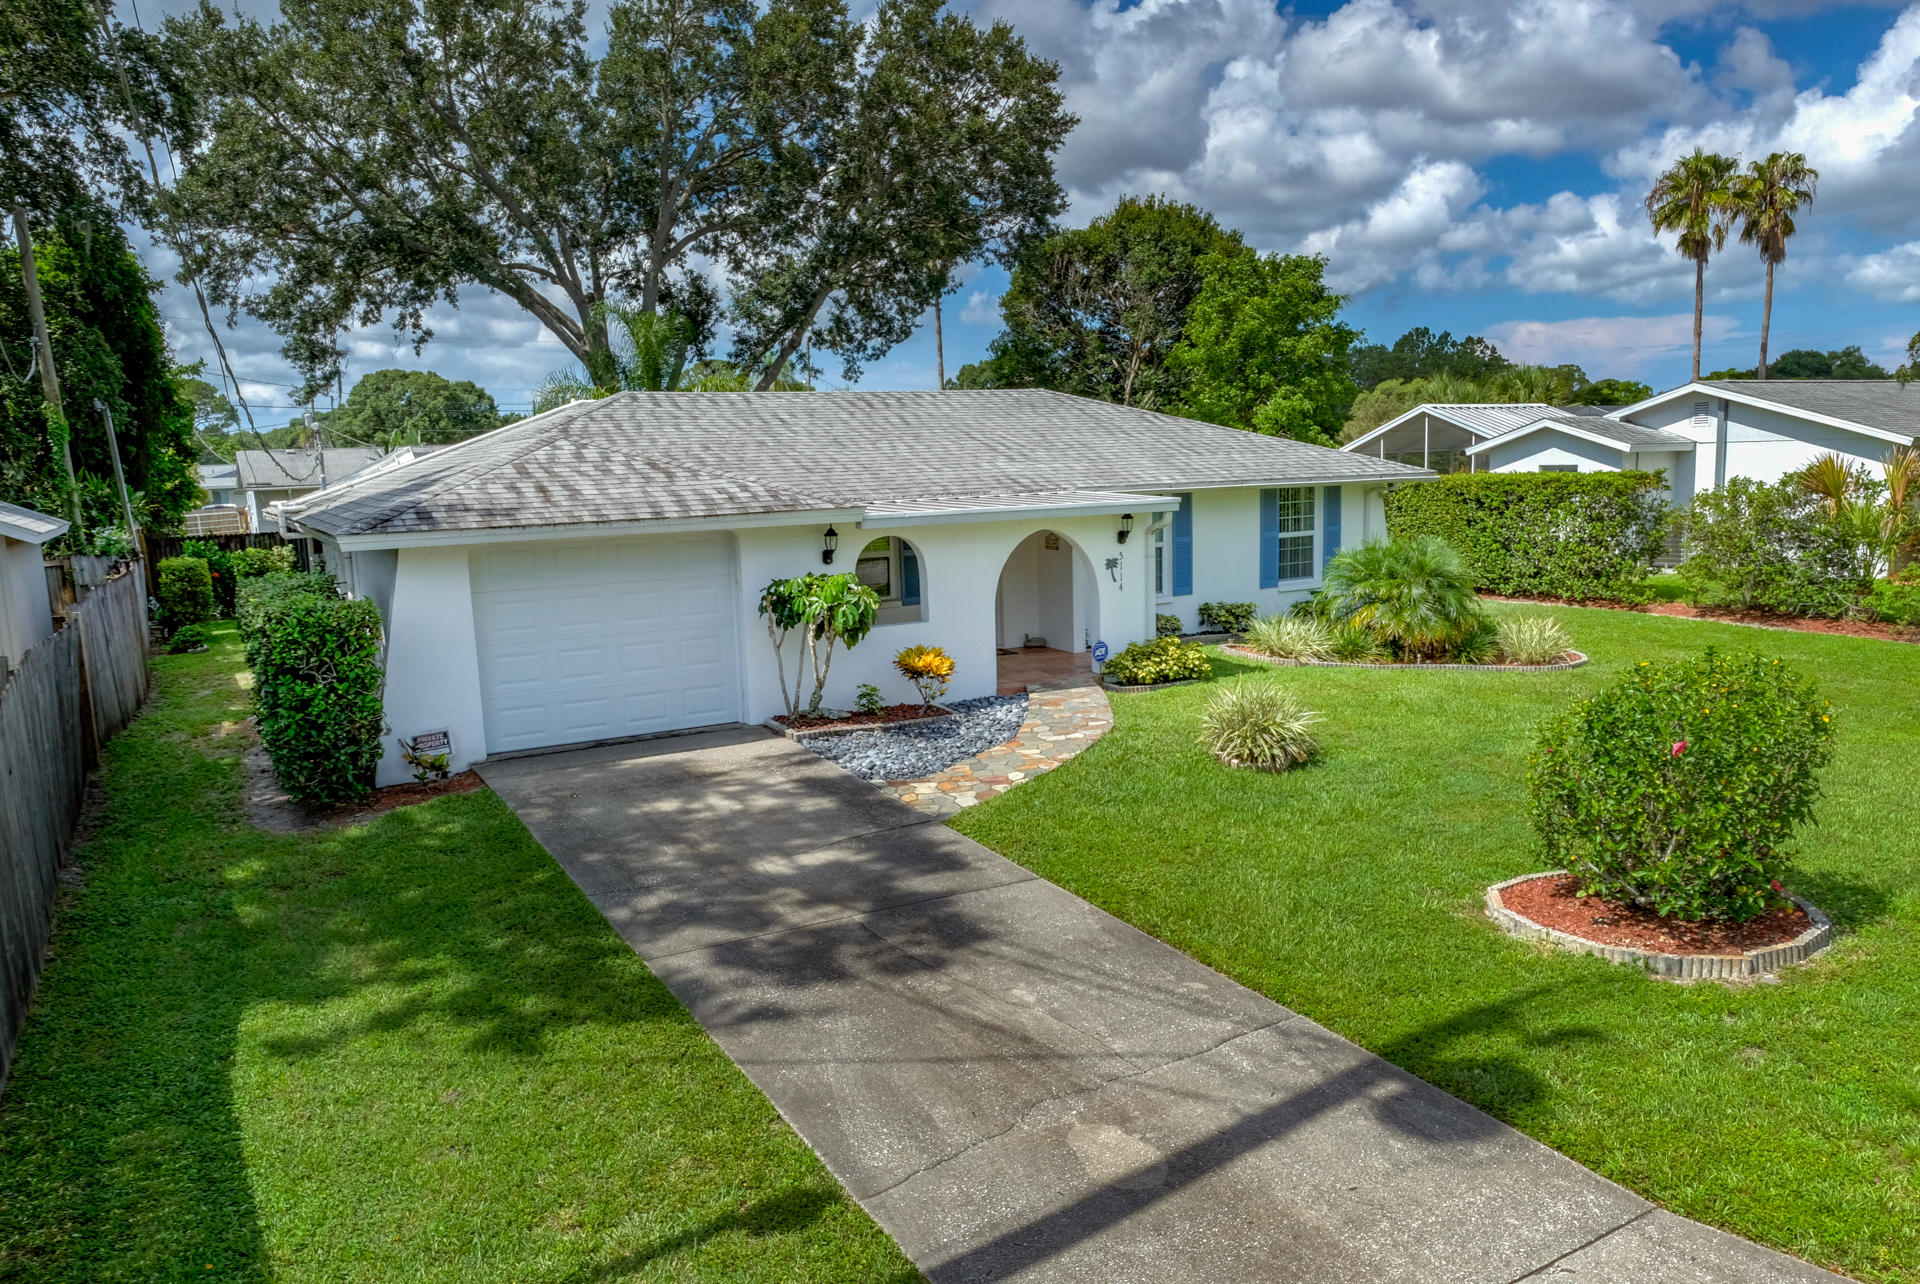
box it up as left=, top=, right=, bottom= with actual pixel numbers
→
left=285, top=390, right=1428, bottom=785
left=0, top=500, right=69, bottom=674
left=1342, top=381, right=1920, bottom=507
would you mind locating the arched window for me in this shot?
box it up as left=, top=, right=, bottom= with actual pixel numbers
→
left=855, top=535, right=925, bottom=624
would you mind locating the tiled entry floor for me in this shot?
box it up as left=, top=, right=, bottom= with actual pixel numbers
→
left=997, top=646, right=1093, bottom=695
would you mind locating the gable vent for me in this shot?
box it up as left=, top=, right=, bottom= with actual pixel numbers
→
left=1691, top=400, right=1710, bottom=429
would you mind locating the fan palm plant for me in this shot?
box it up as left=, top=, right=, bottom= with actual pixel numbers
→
left=531, top=303, right=696, bottom=412
left=1646, top=149, right=1740, bottom=380
left=1321, top=536, right=1486, bottom=661
left=1731, top=153, right=1818, bottom=381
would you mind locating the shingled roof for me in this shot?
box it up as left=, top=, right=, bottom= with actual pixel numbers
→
left=292, top=390, right=1429, bottom=541
left=1468, top=413, right=1692, bottom=453
left=1694, top=380, right=1920, bottom=438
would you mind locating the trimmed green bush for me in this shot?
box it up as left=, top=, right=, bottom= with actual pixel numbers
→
left=1677, top=477, right=1877, bottom=618
left=1327, top=621, right=1388, bottom=663
left=250, top=592, right=385, bottom=807
left=1155, top=613, right=1183, bottom=638
left=156, top=557, right=215, bottom=634
left=1865, top=577, right=1920, bottom=625
left=1102, top=636, right=1211, bottom=686
left=166, top=622, right=211, bottom=654
left=1198, top=601, right=1256, bottom=634
left=1385, top=470, right=1672, bottom=601
left=236, top=571, right=339, bottom=670
left=1201, top=681, right=1320, bottom=771
left=1678, top=478, right=1872, bottom=617
left=1527, top=650, right=1834, bottom=922
left=231, top=544, right=297, bottom=579
left=182, top=539, right=237, bottom=615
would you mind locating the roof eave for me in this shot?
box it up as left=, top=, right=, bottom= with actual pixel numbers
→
left=309, top=505, right=866, bottom=550
left=1464, top=423, right=1693, bottom=455
left=1618, top=381, right=1918, bottom=446
left=859, top=494, right=1183, bottom=530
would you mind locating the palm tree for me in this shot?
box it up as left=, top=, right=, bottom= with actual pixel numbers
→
left=1645, top=148, right=1740, bottom=381
left=532, top=303, right=696, bottom=412
left=1731, top=153, right=1818, bottom=380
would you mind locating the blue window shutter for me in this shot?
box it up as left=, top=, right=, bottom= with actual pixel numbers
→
left=1322, top=486, right=1342, bottom=574
left=1258, top=489, right=1279, bottom=589
left=900, top=542, right=920, bottom=606
left=1172, top=493, right=1194, bottom=597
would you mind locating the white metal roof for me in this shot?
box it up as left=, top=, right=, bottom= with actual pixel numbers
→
left=1342, top=403, right=1562, bottom=453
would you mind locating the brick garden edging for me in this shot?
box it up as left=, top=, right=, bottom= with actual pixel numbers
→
left=764, top=707, right=955, bottom=740
left=1222, top=644, right=1590, bottom=673
left=1485, top=870, right=1834, bottom=982
left=1099, top=676, right=1203, bottom=693
left=888, top=682, right=1112, bottom=818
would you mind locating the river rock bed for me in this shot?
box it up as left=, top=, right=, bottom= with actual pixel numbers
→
left=801, top=694, right=1028, bottom=781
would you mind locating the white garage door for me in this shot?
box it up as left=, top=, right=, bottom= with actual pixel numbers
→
left=471, top=534, right=741, bottom=753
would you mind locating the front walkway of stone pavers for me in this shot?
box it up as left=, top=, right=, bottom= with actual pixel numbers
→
left=891, top=681, right=1113, bottom=817
left=478, top=728, right=1845, bottom=1284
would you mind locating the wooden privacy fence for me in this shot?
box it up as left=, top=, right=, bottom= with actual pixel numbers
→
left=0, top=561, right=151, bottom=1091
left=143, top=532, right=309, bottom=599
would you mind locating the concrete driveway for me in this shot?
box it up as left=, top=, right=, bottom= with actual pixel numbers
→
left=478, top=727, right=1841, bottom=1284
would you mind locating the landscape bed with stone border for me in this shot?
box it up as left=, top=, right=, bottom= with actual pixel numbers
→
left=1485, top=870, right=1834, bottom=982
left=765, top=705, right=955, bottom=739
left=1222, top=644, right=1589, bottom=673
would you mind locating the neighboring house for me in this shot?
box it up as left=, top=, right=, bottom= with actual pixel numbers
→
left=0, top=500, right=69, bottom=673
left=183, top=463, right=248, bottom=534
left=234, top=447, right=384, bottom=531
left=1343, top=381, right=1920, bottom=506
left=198, top=462, right=240, bottom=507
left=287, top=390, right=1428, bottom=786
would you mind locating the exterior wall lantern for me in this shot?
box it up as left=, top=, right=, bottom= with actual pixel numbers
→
left=1116, top=513, right=1134, bottom=544
left=822, top=526, right=840, bottom=565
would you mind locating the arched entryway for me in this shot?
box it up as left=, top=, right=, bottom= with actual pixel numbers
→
left=993, top=529, right=1099, bottom=694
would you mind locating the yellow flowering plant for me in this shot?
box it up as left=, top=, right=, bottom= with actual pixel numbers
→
left=893, top=645, right=956, bottom=712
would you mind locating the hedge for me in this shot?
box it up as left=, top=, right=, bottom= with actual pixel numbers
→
left=156, top=557, right=215, bottom=633
left=238, top=571, right=385, bottom=806
left=1384, top=471, right=1672, bottom=601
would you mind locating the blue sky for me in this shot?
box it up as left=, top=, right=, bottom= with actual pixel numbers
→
left=140, top=0, right=1920, bottom=415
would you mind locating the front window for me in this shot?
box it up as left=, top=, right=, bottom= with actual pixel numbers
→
left=1539, top=464, right=1578, bottom=473
left=1153, top=522, right=1168, bottom=599
left=1275, top=486, right=1315, bottom=582
left=857, top=536, right=898, bottom=601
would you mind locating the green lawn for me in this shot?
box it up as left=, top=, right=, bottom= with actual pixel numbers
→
left=954, top=604, right=1920, bottom=1283
left=0, top=623, right=915, bottom=1283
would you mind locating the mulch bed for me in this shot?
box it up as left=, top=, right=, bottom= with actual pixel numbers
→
left=1499, top=872, right=1812, bottom=955
left=1487, top=594, right=1920, bottom=644
left=772, top=703, right=950, bottom=733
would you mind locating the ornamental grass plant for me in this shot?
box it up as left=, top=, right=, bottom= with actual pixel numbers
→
left=1498, top=615, right=1575, bottom=666
left=1200, top=681, right=1320, bottom=771
left=1242, top=614, right=1334, bottom=661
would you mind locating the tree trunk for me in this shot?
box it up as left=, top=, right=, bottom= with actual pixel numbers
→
left=1758, top=259, right=1775, bottom=381
left=1691, top=255, right=1705, bottom=382
left=934, top=297, right=945, bottom=389
left=13, top=209, right=84, bottom=534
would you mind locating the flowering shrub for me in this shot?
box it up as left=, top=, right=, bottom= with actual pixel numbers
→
left=1198, top=601, right=1256, bottom=634
left=1527, top=650, right=1835, bottom=922
left=893, top=644, right=956, bottom=711
left=183, top=539, right=238, bottom=614
left=1101, top=636, right=1211, bottom=686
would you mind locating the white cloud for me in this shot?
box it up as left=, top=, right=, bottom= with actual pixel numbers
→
left=1486, top=313, right=1743, bottom=370
left=1845, top=240, right=1920, bottom=301
left=959, top=289, right=1001, bottom=327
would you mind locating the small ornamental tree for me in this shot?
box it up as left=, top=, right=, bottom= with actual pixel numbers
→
left=759, top=572, right=880, bottom=718
left=1527, top=650, right=1835, bottom=922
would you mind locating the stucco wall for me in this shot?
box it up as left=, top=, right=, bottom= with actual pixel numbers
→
left=1484, top=430, right=1626, bottom=473
left=1623, top=394, right=1892, bottom=490
left=375, top=546, right=487, bottom=787
left=1156, top=484, right=1374, bottom=631
left=0, top=536, right=54, bottom=670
